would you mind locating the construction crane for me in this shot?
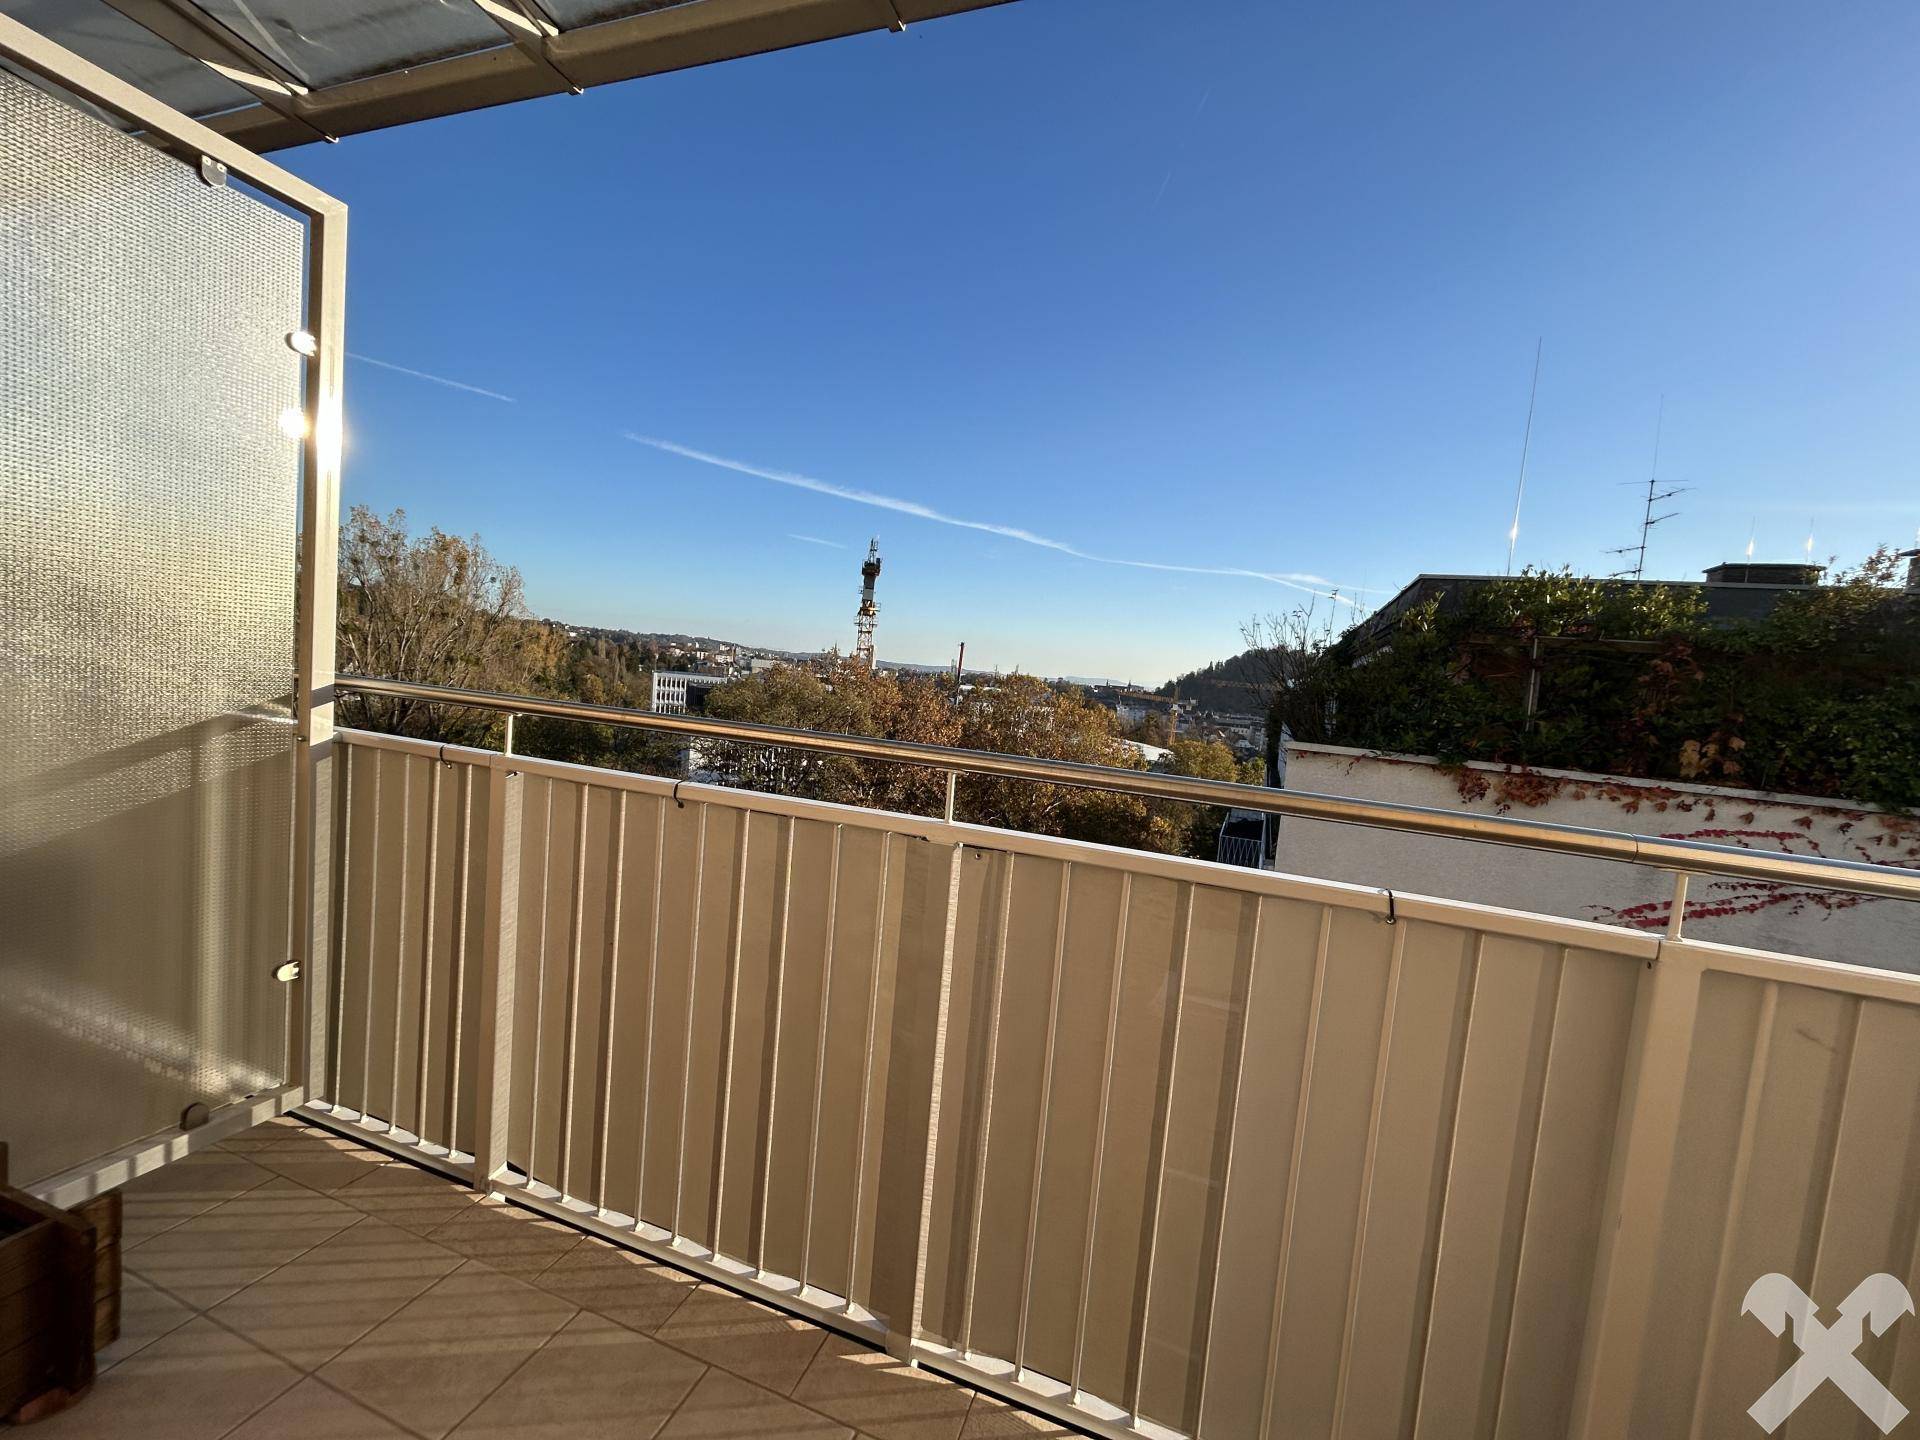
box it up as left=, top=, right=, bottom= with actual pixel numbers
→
left=854, top=538, right=882, bottom=667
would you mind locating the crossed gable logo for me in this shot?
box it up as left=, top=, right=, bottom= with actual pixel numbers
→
left=1741, top=1273, right=1913, bottom=1433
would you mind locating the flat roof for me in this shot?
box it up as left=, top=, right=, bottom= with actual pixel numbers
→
left=1, top=0, right=1012, bottom=149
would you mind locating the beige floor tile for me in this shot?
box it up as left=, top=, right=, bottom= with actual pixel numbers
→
left=118, top=1150, right=276, bottom=1244
left=21, top=1317, right=298, bottom=1440
left=449, top=1311, right=706, bottom=1439
left=957, top=1395, right=1070, bottom=1436
left=126, top=1178, right=361, bottom=1309
left=654, top=1283, right=827, bottom=1395
left=251, top=1151, right=394, bottom=1192
left=793, top=1336, right=973, bottom=1440
left=530, top=1237, right=698, bottom=1334
left=218, top=1118, right=336, bottom=1151
left=120, top=1148, right=278, bottom=1197
left=318, top=1262, right=578, bottom=1438
left=227, top=1129, right=395, bottom=1191
left=430, top=1197, right=583, bottom=1277
left=657, top=1368, right=852, bottom=1440
left=95, top=1273, right=196, bottom=1374
left=210, top=1216, right=466, bottom=1368
left=224, top=1378, right=411, bottom=1439
left=335, top=1161, right=481, bottom=1234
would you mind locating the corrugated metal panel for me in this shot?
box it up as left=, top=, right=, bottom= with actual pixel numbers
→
left=1632, top=964, right=1920, bottom=1439
left=0, top=67, right=302, bottom=1186
left=324, top=734, right=1920, bottom=1439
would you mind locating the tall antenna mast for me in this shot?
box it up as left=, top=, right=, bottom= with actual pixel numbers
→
left=1505, top=338, right=1543, bottom=576
left=1607, top=396, right=1686, bottom=579
left=854, top=538, right=882, bottom=667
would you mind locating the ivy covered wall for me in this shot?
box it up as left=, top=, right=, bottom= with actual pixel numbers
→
left=1274, top=547, right=1920, bottom=811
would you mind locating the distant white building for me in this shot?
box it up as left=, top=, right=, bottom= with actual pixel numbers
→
left=1117, top=739, right=1172, bottom=767
left=650, top=671, right=729, bottom=715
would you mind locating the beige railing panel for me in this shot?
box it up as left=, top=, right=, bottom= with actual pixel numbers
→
left=758, top=815, right=842, bottom=1276
left=1261, top=905, right=1402, bottom=1436
left=712, top=809, right=791, bottom=1261
left=320, top=733, right=1920, bottom=1440
left=1196, top=896, right=1334, bottom=1439
left=955, top=851, right=1072, bottom=1365
left=594, top=790, right=665, bottom=1212
left=1022, top=863, right=1132, bottom=1383
left=329, top=744, right=487, bottom=1157
left=1627, top=958, right=1920, bottom=1440
left=1489, top=947, right=1641, bottom=1439
left=802, top=825, right=900, bottom=1300
left=1074, top=870, right=1192, bottom=1406
left=920, top=845, right=1009, bottom=1343
left=1136, top=882, right=1258, bottom=1427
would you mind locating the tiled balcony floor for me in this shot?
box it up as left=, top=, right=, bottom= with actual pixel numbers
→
left=40, top=1116, right=1065, bottom=1440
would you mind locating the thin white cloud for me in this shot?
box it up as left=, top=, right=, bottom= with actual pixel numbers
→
left=348, top=352, right=516, bottom=403
left=628, top=433, right=1362, bottom=606
left=788, top=533, right=846, bottom=549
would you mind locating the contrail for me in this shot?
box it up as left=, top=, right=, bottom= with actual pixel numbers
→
left=348, top=352, right=516, bottom=403
left=787, top=533, right=846, bottom=549
left=628, top=433, right=1361, bottom=605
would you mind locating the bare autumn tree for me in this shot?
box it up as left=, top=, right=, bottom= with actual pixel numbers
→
left=336, top=506, right=562, bottom=744
left=1241, top=597, right=1345, bottom=746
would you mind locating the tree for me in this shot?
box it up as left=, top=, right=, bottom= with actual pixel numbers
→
left=949, top=673, right=1146, bottom=843
left=1243, top=598, right=1345, bottom=748
left=1157, top=738, right=1266, bottom=859
left=699, top=663, right=1175, bottom=849
left=336, top=506, right=563, bottom=745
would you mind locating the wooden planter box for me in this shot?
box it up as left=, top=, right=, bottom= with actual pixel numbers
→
left=0, top=1145, right=99, bottom=1423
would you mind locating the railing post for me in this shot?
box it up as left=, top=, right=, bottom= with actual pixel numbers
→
left=293, top=199, right=345, bottom=1104
left=1568, top=941, right=1703, bottom=1439
left=1665, top=870, right=1689, bottom=939
left=943, top=770, right=958, bottom=823
left=471, top=753, right=522, bottom=1190
left=503, top=712, right=516, bottom=757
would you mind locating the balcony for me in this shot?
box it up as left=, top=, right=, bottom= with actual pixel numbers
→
left=28, top=686, right=1920, bottom=1439
left=6, top=13, right=1920, bottom=1440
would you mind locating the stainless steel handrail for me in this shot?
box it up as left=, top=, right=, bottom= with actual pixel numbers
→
left=336, top=674, right=1920, bottom=902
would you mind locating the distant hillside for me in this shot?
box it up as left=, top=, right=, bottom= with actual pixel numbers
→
left=1156, top=648, right=1272, bottom=715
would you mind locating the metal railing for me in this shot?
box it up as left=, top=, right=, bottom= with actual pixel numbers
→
left=310, top=719, right=1920, bottom=1440
left=1215, top=833, right=1264, bottom=869
left=337, top=674, right=1920, bottom=907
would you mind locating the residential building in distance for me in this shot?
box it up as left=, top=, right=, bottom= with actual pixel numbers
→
left=649, top=670, right=730, bottom=715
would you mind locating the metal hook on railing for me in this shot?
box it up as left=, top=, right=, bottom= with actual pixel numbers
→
left=671, top=779, right=686, bottom=809
left=1381, top=888, right=1398, bottom=925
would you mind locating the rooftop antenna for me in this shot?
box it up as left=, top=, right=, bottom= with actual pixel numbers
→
left=1504, top=338, right=1543, bottom=576
left=1606, top=396, right=1687, bottom=578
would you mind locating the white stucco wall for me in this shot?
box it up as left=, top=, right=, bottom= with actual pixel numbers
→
left=1274, top=743, right=1920, bottom=972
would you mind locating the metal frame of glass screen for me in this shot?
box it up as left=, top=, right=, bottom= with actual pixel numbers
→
left=1, top=11, right=345, bottom=1206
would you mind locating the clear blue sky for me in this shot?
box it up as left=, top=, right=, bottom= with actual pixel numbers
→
left=282, top=0, right=1920, bottom=686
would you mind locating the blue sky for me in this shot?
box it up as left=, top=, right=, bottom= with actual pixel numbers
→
left=282, top=0, right=1920, bottom=686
